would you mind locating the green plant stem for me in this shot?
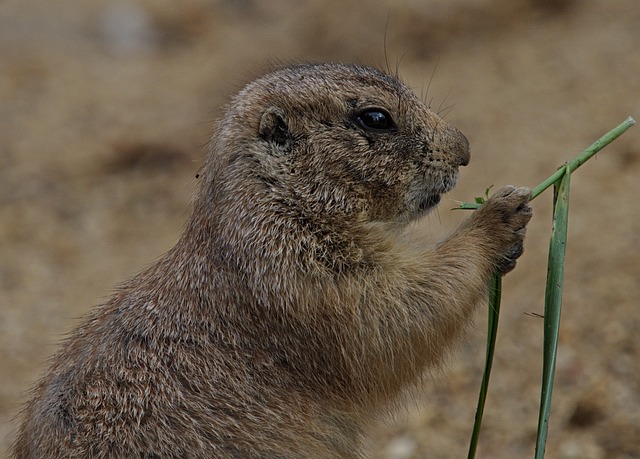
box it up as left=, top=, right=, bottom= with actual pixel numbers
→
left=464, top=117, right=635, bottom=459
left=531, top=116, right=636, bottom=200
left=457, top=116, right=636, bottom=210
left=467, top=274, right=502, bottom=459
left=534, top=166, right=571, bottom=459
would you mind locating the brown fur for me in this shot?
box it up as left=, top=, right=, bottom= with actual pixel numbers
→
left=12, top=63, right=531, bottom=458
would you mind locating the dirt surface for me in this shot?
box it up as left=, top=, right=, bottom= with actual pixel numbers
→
left=1, top=0, right=639, bottom=457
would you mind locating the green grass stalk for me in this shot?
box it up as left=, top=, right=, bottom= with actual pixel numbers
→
left=531, top=116, right=636, bottom=199
left=462, top=117, right=635, bottom=458
left=456, top=116, right=636, bottom=211
left=467, top=274, right=502, bottom=459
left=534, top=166, right=570, bottom=458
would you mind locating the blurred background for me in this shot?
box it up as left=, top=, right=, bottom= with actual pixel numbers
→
left=1, top=0, right=639, bottom=457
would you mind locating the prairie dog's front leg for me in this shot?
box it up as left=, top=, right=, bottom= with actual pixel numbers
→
left=398, top=186, right=532, bottom=362
left=429, top=185, right=532, bottom=296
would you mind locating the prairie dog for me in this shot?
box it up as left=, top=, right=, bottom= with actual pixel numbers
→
left=13, top=63, right=532, bottom=458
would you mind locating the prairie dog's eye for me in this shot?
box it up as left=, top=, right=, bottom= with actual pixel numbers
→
left=355, top=108, right=395, bottom=132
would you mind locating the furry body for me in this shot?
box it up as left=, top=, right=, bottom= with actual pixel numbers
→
left=13, top=64, right=531, bottom=458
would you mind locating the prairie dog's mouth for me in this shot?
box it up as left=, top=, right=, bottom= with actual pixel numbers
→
left=402, top=169, right=459, bottom=221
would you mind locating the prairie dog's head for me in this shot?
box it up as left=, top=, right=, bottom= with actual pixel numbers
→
left=209, top=63, right=470, bottom=225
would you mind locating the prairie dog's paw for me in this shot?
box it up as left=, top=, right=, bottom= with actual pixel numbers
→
left=476, top=186, right=533, bottom=275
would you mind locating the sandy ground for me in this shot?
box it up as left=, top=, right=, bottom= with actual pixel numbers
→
left=1, top=0, right=639, bottom=457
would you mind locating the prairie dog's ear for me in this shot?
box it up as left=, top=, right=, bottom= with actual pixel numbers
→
left=258, top=107, right=290, bottom=148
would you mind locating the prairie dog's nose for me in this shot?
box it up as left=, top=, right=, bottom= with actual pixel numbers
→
left=448, top=125, right=470, bottom=167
